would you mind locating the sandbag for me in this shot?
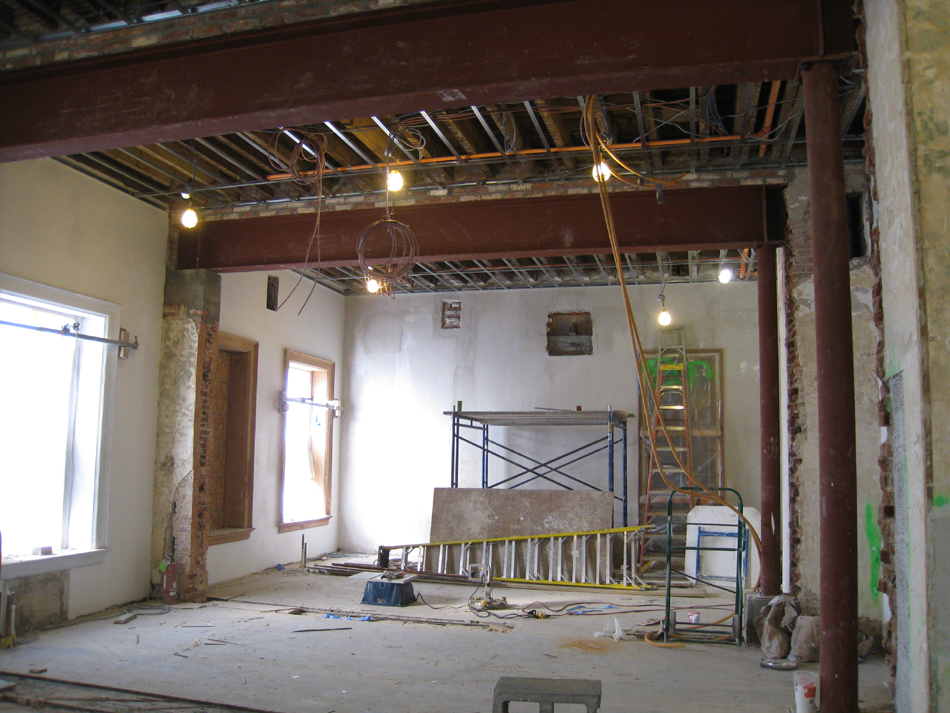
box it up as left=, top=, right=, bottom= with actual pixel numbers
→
left=790, top=615, right=820, bottom=662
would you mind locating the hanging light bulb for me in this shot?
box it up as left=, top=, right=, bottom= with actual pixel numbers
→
left=718, top=267, right=733, bottom=284
left=366, top=278, right=381, bottom=294
left=180, top=191, right=190, bottom=200
left=591, top=161, right=611, bottom=182
left=387, top=170, right=404, bottom=192
left=181, top=207, right=198, bottom=229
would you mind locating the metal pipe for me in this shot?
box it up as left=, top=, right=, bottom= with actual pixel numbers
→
left=0, top=319, right=139, bottom=350
left=802, top=60, right=858, bottom=713
left=265, top=134, right=744, bottom=181
left=757, top=242, right=781, bottom=596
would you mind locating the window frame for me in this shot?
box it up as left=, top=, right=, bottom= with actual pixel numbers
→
left=207, top=332, right=258, bottom=547
left=278, top=350, right=335, bottom=534
left=0, top=273, right=117, bottom=573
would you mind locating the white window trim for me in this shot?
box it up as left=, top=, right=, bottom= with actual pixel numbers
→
left=1, top=549, right=109, bottom=580
left=0, top=272, right=118, bottom=572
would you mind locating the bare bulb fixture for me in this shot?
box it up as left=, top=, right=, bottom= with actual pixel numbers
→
left=658, top=309, right=672, bottom=326
left=387, top=171, right=404, bottom=192
left=181, top=207, right=198, bottom=229
left=366, top=278, right=381, bottom=294
left=180, top=191, right=190, bottom=200
left=591, top=161, right=611, bottom=182
left=718, top=268, right=733, bottom=284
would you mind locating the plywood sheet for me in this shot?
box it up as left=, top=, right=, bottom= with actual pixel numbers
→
left=429, top=488, right=614, bottom=543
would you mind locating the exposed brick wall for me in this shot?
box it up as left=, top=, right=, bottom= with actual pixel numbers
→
left=207, top=350, right=231, bottom=530
left=783, top=180, right=810, bottom=603
left=0, top=0, right=442, bottom=71
left=184, top=313, right=218, bottom=602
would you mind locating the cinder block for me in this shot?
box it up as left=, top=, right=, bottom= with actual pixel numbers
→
left=493, top=676, right=602, bottom=713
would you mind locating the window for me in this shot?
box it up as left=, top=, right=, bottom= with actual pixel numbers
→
left=279, top=350, right=335, bottom=533
left=207, top=333, right=258, bottom=546
left=0, top=273, right=116, bottom=561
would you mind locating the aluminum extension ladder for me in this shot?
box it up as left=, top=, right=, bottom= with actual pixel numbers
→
left=377, top=526, right=650, bottom=590
left=639, top=325, right=697, bottom=578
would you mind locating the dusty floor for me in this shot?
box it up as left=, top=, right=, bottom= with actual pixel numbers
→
left=0, top=561, right=894, bottom=713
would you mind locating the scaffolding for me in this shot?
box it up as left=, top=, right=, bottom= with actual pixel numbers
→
left=446, top=409, right=631, bottom=526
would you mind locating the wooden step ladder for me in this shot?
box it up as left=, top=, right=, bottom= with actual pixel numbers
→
left=639, top=326, right=697, bottom=581
left=377, top=526, right=650, bottom=590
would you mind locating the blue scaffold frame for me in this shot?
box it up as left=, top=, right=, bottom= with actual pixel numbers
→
left=444, top=408, right=631, bottom=526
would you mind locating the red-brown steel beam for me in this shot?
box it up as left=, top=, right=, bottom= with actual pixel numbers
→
left=802, top=60, right=858, bottom=713
left=0, top=0, right=855, bottom=161
left=757, top=241, right=782, bottom=597
left=176, top=186, right=785, bottom=271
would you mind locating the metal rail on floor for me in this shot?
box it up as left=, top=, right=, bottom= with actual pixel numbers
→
left=446, top=409, right=631, bottom=526
left=378, top=526, right=651, bottom=590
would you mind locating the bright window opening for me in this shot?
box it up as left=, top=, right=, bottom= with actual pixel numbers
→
left=0, top=274, right=116, bottom=558
left=279, top=351, right=334, bottom=533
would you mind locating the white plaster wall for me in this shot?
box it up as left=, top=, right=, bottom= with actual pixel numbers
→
left=338, top=281, right=761, bottom=552
left=207, top=270, right=345, bottom=584
left=0, top=158, right=168, bottom=617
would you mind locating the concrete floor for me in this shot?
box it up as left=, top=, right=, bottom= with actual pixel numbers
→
left=0, top=562, right=894, bottom=713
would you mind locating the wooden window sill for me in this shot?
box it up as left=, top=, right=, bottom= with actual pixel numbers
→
left=278, top=516, right=330, bottom=534
left=208, top=527, right=254, bottom=546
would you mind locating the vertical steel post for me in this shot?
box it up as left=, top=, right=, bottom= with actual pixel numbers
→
left=622, top=417, right=629, bottom=527
left=758, top=242, right=782, bottom=596
left=481, top=423, right=489, bottom=488
left=450, top=409, right=459, bottom=487
left=607, top=408, right=615, bottom=496
left=802, top=60, right=858, bottom=713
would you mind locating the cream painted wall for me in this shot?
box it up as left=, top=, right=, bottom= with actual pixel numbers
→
left=0, top=158, right=168, bottom=617
left=207, top=270, right=345, bottom=584
left=338, top=281, right=761, bottom=552
left=866, top=0, right=950, bottom=708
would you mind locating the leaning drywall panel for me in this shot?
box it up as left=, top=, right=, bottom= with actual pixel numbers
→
left=339, top=281, right=760, bottom=552
left=0, top=158, right=167, bottom=618
left=207, top=270, right=345, bottom=585
left=429, top=488, right=614, bottom=542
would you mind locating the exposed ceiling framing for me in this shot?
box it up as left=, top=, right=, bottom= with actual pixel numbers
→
left=0, top=0, right=864, bottom=295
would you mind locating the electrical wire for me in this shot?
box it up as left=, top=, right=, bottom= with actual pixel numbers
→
left=582, top=96, right=763, bottom=581
left=267, top=129, right=327, bottom=314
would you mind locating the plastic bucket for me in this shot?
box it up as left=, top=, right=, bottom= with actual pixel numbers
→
left=793, top=670, right=819, bottom=713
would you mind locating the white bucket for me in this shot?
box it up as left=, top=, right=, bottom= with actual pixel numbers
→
left=793, top=670, right=819, bottom=713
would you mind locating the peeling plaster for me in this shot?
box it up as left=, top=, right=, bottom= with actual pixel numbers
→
left=150, top=307, right=198, bottom=575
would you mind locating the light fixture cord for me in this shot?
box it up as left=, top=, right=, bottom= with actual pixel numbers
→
left=582, top=95, right=762, bottom=567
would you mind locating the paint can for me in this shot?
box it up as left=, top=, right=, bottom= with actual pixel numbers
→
left=793, top=670, right=819, bottom=713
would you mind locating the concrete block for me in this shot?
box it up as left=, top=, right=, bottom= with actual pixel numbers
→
left=493, top=676, right=601, bottom=713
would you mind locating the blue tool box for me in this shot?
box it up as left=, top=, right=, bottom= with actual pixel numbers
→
left=361, top=579, right=416, bottom=607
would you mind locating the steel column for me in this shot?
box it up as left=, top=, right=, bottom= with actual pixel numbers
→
left=607, top=408, right=615, bottom=497
left=757, top=242, right=782, bottom=596
left=451, top=410, right=459, bottom=487
left=482, top=424, right=490, bottom=489
left=622, top=419, right=629, bottom=527
left=802, top=60, right=858, bottom=713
